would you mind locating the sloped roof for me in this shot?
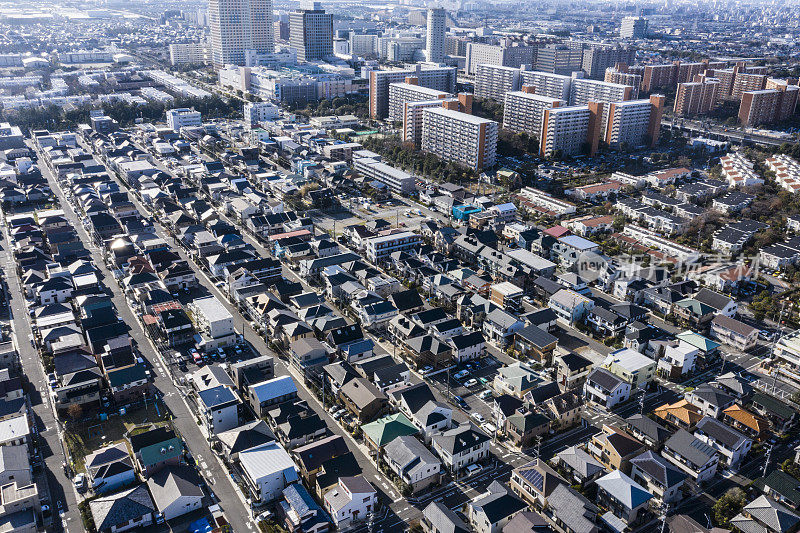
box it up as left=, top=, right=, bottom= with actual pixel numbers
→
left=361, top=413, right=418, bottom=447
left=596, top=470, right=653, bottom=510
left=89, top=484, right=155, bottom=531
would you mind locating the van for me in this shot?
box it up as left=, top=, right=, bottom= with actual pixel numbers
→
left=464, top=463, right=482, bottom=476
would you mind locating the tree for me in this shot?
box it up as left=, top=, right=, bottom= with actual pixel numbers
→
left=67, top=403, right=83, bottom=422
left=712, top=487, right=747, bottom=528
left=783, top=459, right=800, bottom=480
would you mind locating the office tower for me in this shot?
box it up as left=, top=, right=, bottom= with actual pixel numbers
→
left=605, top=65, right=642, bottom=91
left=475, top=64, right=523, bottom=101
left=503, top=88, right=565, bottom=138
left=208, top=0, right=274, bottom=67
left=539, top=105, right=591, bottom=158
left=581, top=46, right=635, bottom=80
left=289, top=1, right=333, bottom=62
left=739, top=84, right=799, bottom=126
left=369, top=65, right=457, bottom=119
left=536, top=45, right=583, bottom=75
left=388, top=77, right=452, bottom=123
left=426, top=8, right=446, bottom=63
left=403, top=94, right=472, bottom=147
left=519, top=70, right=573, bottom=101
left=620, top=16, right=648, bottom=39
left=421, top=108, right=498, bottom=171
left=674, top=79, right=720, bottom=116
left=465, top=42, right=537, bottom=75
left=603, top=95, right=664, bottom=149
left=570, top=78, right=635, bottom=106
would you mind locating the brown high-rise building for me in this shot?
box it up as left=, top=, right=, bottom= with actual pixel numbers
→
left=739, top=83, right=799, bottom=126
left=674, top=79, right=720, bottom=116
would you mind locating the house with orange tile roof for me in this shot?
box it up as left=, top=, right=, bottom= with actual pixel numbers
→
left=653, top=399, right=703, bottom=430
left=723, top=404, right=770, bottom=441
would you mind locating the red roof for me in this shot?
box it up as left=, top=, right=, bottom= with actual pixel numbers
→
left=544, top=225, right=570, bottom=238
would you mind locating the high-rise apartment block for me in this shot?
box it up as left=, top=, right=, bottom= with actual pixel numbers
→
left=465, top=42, right=537, bottom=75
left=581, top=45, right=635, bottom=79
left=739, top=83, right=799, bottom=126
left=475, top=64, right=522, bottom=101
left=540, top=105, right=592, bottom=158
left=426, top=8, right=446, bottom=63
left=208, top=0, right=274, bottom=67
left=169, top=43, right=209, bottom=65
left=519, top=70, right=573, bottom=101
left=641, top=60, right=711, bottom=92
left=731, top=72, right=767, bottom=101
left=388, top=77, right=451, bottom=123
left=403, top=94, right=473, bottom=148
left=369, top=65, right=457, bottom=119
left=421, top=108, right=498, bottom=171
left=289, top=1, right=333, bottom=62
left=604, top=95, right=664, bottom=149
left=503, top=88, right=565, bottom=138
left=674, top=79, right=720, bottom=116
left=707, top=62, right=766, bottom=101
left=620, top=16, right=648, bottom=39
left=570, top=77, right=636, bottom=106
left=605, top=66, right=642, bottom=92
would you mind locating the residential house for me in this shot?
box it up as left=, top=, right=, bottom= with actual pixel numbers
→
left=421, top=502, right=470, bottom=533
left=146, top=465, right=204, bottom=521
left=324, top=476, right=377, bottom=529
left=431, top=423, right=490, bottom=473
left=694, top=416, right=752, bottom=468
left=629, top=451, right=687, bottom=504
left=384, top=435, right=442, bottom=493
left=89, top=484, right=155, bottom=533
left=468, top=481, right=528, bottom=533
left=583, top=368, right=630, bottom=409
left=595, top=470, right=653, bottom=526
left=730, top=495, right=800, bottom=533
left=685, top=384, right=735, bottom=419
left=710, top=315, right=758, bottom=351
left=601, top=348, right=656, bottom=390
left=509, top=458, right=565, bottom=509
left=661, top=429, right=719, bottom=483
left=554, top=445, right=605, bottom=485
left=555, top=352, right=593, bottom=391
left=588, top=425, right=645, bottom=473
left=239, top=442, right=300, bottom=503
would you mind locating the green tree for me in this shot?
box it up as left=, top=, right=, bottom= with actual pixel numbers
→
left=782, top=459, right=800, bottom=480
left=713, top=488, right=747, bottom=528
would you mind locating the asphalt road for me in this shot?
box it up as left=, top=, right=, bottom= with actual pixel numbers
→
left=0, top=214, right=75, bottom=531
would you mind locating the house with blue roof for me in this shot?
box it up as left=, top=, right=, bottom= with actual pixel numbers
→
left=197, top=384, right=241, bottom=434
left=249, top=375, right=299, bottom=417
left=279, top=483, right=331, bottom=533
left=595, top=470, right=653, bottom=526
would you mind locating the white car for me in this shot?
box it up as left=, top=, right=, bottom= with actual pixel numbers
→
left=464, top=378, right=478, bottom=388
left=481, top=422, right=497, bottom=434
left=471, top=413, right=485, bottom=424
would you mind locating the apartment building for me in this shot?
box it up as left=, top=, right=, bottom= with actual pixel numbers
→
left=365, top=232, right=422, bottom=263
left=720, top=152, right=763, bottom=188
left=169, top=42, right=209, bottom=65
left=674, top=79, right=719, bottom=116
left=369, top=65, right=457, bottom=119
left=425, top=8, right=446, bottom=63
left=421, top=107, right=498, bottom=171
left=475, top=64, right=523, bottom=101
left=503, top=88, right=565, bottom=138
left=388, top=79, right=451, bottom=123
left=244, top=101, right=280, bottom=127
left=517, top=187, right=577, bottom=217
left=570, top=77, right=636, bottom=105
left=604, top=95, right=664, bottom=149
left=166, top=108, right=202, bottom=132
left=465, top=42, right=537, bottom=75
left=766, top=154, right=800, bottom=193
left=208, top=0, right=274, bottom=67
left=620, top=16, right=648, bottom=39
left=519, top=70, right=573, bottom=101
left=731, top=72, right=767, bottom=101
left=605, top=66, right=642, bottom=91
left=352, top=156, right=415, bottom=194
left=739, top=84, right=800, bottom=126
left=539, top=105, right=591, bottom=158
left=582, top=46, right=635, bottom=79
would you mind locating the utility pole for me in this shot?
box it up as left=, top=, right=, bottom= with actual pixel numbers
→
left=771, top=301, right=787, bottom=394
left=660, top=502, right=670, bottom=533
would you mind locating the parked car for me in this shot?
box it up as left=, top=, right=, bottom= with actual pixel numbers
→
left=464, top=378, right=478, bottom=388
left=471, top=413, right=485, bottom=424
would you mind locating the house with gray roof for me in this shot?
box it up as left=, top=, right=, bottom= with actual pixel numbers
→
left=422, top=501, right=470, bottom=533
left=694, top=416, right=752, bottom=468
left=146, top=465, right=204, bottom=520
left=625, top=414, right=671, bottom=448
left=431, top=423, right=490, bottom=473
left=541, top=483, right=599, bottom=533
left=662, top=429, right=719, bottom=483
left=629, top=450, right=687, bottom=504
left=89, top=483, right=156, bottom=533
left=468, top=481, right=527, bottom=533
left=555, top=445, right=605, bottom=485
left=731, top=495, right=800, bottom=533
left=384, top=435, right=442, bottom=493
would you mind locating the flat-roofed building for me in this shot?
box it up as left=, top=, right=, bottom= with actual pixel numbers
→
left=503, top=89, right=565, bottom=138
left=421, top=107, right=498, bottom=171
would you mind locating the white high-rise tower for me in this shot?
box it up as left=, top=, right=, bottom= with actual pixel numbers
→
left=426, top=8, right=446, bottom=63
left=208, top=0, right=274, bottom=67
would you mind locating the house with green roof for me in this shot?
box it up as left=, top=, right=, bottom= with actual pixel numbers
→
left=674, top=299, right=715, bottom=327
left=128, top=426, right=184, bottom=477
left=751, top=391, right=798, bottom=433
left=755, top=469, right=800, bottom=510
left=106, top=363, right=150, bottom=405
left=675, top=330, right=720, bottom=356
left=361, top=413, right=418, bottom=453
